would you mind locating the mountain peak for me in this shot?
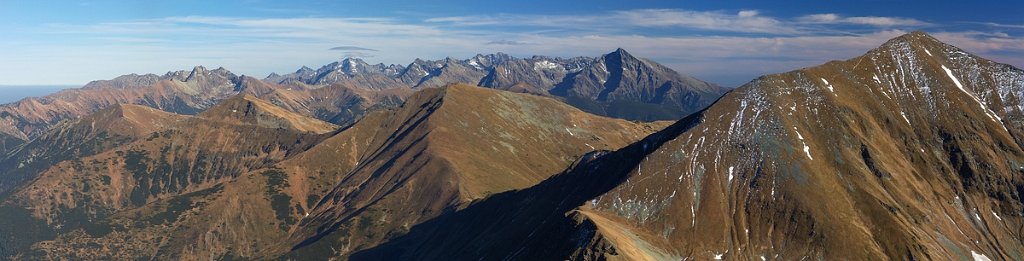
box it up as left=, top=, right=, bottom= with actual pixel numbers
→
left=907, top=30, right=933, bottom=38
left=341, top=57, right=365, bottom=63
left=880, top=30, right=946, bottom=50
left=189, top=65, right=207, bottom=74
left=185, top=65, right=209, bottom=82
left=81, top=103, right=186, bottom=137
left=199, top=94, right=338, bottom=134
left=603, top=48, right=637, bottom=63
left=610, top=47, right=632, bottom=57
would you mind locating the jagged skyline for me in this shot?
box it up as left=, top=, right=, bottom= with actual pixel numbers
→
left=0, top=0, right=1022, bottom=87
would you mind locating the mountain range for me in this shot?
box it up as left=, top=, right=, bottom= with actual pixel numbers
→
left=0, top=31, right=1022, bottom=260
left=265, top=48, right=725, bottom=121
left=0, top=49, right=722, bottom=149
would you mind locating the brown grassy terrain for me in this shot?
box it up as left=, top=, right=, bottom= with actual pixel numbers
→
left=1, top=84, right=663, bottom=260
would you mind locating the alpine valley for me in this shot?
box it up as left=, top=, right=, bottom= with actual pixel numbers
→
left=0, top=31, right=1022, bottom=261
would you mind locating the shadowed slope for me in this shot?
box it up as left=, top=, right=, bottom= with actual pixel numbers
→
left=273, top=84, right=667, bottom=259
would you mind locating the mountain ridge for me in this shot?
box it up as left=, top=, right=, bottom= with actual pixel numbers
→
left=332, top=31, right=1024, bottom=260
left=3, top=83, right=666, bottom=260
left=198, top=93, right=339, bottom=134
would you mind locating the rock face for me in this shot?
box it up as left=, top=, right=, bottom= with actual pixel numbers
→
left=331, top=31, right=1024, bottom=260
left=267, top=50, right=726, bottom=121
left=550, top=48, right=723, bottom=121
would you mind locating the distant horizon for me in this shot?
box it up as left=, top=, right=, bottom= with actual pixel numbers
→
left=0, top=85, right=74, bottom=104
left=1, top=0, right=1021, bottom=88
left=0, top=32, right=1017, bottom=90
left=0, top=47, right=758, bottom=87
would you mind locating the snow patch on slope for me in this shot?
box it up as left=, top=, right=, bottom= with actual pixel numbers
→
left=972, top=251, right=991, bottom=261
left=820, top=78, right=835, bottom=94
left=942, top=65, right=1007, bottom=132
left=793, top=127, right=812, bottom=160
left=533, top=60, right=561, bottom=71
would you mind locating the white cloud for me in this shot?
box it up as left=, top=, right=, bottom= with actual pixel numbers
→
left=800, top=14, right=840, bottom=23
left=983, top=22, right=1024, bottom=29
left=738, top=10, right=760, bottom=18
left=428, top=9, right=798, bottom=34
left=1, top=9, right=1021, bottom=87
left=798, top=13, right=929, bottom=27
left=611, top=9, right=796, bottom=34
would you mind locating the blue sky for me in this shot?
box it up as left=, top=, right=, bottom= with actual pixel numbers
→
left=0, top=0, right=1022, bottom=87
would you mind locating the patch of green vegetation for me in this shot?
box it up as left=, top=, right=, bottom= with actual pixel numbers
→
left=217, top=252, right=244, bottom=261
left=124, top=145, right=212, bottom=207
left=148, top=196, right=194, bottom=225
left=71, top=159, right=86, bottom=171
left=264, top=169, right=288, bottom=190
left=82, top=222, right=114, bottom=237
left=262, top=169, right=296, bottom=230
left=55, top=201, right=114, bottom=237
left=0, top=205, right=57, bottom=258
left=146, top=132, right=160, bottom=141
left=306, top=194, right=320, bottom=209
left=145, top=184, right=224, bottom=225
left=125, top=150, right=151, bottom=206
left=357, top=214, right=376, bottom=234
left=270, top=194, right=295, bottom=230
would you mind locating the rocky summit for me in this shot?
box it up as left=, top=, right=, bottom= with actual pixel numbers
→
left=0, top=29, right=1022, bottom=261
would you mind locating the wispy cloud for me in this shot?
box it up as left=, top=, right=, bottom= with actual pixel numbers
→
left=4, top=9, right=1021, bottom=87
left=427, top=9, right=798, bottom=34
left=797, top=13, right=929, bottom=27
left=339, top=51, right=376, bottom=58
left=611, top=9, right=797, bottom=34
left=485, top=40, right=531, bottom=46
left=982, top=22, right=1024, bottom=29
left=330, top=46, right=378, bottom=51
left=424, top=9, right=932, bottom=35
